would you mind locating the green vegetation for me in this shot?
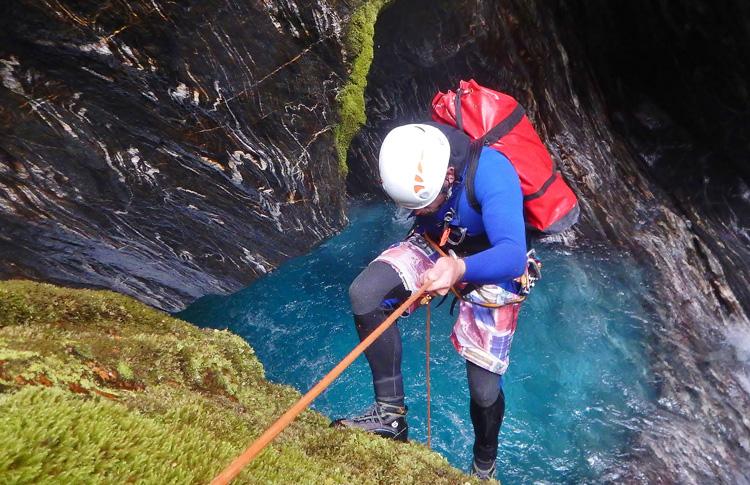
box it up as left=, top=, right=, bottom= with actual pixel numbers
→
left=334, top=0, right=391, bottom=176
left=0, top=280, right=477, bottom=483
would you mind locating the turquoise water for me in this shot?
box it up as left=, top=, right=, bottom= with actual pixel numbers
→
left=178, top=201, right=657, bottom=483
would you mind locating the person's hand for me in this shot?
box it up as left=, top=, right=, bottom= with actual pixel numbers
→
left=424, top=256, right=466, bottom=296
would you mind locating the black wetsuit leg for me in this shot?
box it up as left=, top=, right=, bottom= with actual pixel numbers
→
left=466, top=360, right=505, bottom=466
left=349, top=261, right=410, bottom=407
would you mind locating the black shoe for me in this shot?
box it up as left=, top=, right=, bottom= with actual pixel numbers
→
left=470, top=458, right=496, bottom=480
left=331, top=402, right=408, bottom=442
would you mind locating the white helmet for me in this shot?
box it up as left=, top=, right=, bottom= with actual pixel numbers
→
left=378, top=124, right=450, bottom=209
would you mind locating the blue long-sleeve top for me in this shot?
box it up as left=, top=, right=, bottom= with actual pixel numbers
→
left=415, top=147, right=527, bottom=286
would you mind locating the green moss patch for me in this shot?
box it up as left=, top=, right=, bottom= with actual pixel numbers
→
left=334, top=0, right=391, bottom=175
left=0, top=280, right=476, bottom=483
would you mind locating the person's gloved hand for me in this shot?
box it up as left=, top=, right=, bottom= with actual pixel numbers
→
left=424, top=256, right=466, bottom=296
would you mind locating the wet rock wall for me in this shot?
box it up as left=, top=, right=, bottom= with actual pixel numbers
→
left=0, top=0, right=357, bottom=311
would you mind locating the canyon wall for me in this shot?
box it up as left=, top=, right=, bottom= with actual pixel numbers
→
left=0, top=0, right=358, bottom=311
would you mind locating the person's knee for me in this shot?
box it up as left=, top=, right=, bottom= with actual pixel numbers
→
left=470, top=385, right=501, bottom=408
left=348, top=275, right=364, bottom=312
left=349, top=262, right=404, bottom=316
left=349, top=271, right=377, bottom=316
left=467, top=361, right=503, bottom=408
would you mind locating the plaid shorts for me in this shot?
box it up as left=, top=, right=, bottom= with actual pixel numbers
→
left=374, top=233, right=522, bottom=375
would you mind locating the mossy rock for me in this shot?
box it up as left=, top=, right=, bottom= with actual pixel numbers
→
left=334, top=0, right=392, bottom=175
left=0, top=280, right=480, bottom=483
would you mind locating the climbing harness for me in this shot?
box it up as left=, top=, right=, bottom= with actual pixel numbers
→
left=210, top=279, right=433, bottom=485
left=423, top=233, right=542, bottom=309
left=436, top=207, right=470, bottom=248
left=518, top=249, right=542, bottom=296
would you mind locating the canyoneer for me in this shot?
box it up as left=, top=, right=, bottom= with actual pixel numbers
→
left=333, top=81, right=577, bottom=480
left=333, top=122, right=529, bottom=480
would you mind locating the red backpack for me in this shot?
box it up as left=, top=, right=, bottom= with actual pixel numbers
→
left=432, top=79, right=579, bottom=234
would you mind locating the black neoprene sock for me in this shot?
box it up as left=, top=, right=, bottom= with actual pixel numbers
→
left=354, top=310, right=405, bottom=406
left=470, top=390, right=506, bottom=464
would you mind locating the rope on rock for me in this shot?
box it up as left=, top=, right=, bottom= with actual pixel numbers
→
left=210, top=279, right=434, bottom=485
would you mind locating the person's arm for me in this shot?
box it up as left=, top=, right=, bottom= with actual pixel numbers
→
left=425, top=149, right=526, bottom=295
left=461, top=150, right=527, bottom=283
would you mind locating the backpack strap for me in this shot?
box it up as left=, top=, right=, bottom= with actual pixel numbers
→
left=524, top=172, right=558, bottom=201
left=453, top=91, right=526, bottom=146
left=453, top=93, right=527, bottom=213
left=454, top=88, right=465, bottom=131
left=480, top=103, right=526, bottom=146
left=464, top=140, right=483, bottom=213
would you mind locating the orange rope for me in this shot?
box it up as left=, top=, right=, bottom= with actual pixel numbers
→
left=423, top=234, right=464, bottom=301
left=425, top=297, right=432, bottom=449
left=210, top=279, right=434, bottom=485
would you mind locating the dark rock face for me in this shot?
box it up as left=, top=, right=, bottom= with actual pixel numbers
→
left=0, top=1, right=355, bottom=311
left=348, top=0, right=750, bottom=482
